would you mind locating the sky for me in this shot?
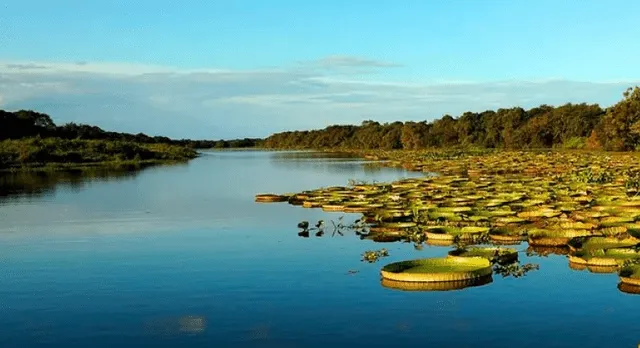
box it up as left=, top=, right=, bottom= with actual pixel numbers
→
left=1, top=0, right=640, bottom=139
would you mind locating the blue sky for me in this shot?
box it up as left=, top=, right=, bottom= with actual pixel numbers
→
left=1, top=0, right=640, bottom=139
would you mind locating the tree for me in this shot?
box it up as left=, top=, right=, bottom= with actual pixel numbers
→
left=599, top=87, right=640, bottom=150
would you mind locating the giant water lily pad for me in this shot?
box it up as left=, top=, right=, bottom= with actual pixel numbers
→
left=488, top=226, right=527, bottom=243
left=258, top=150, right=640, bottom=289
left=255, top=194, right=290, bottom=203
left=568, top=248, right=640, bottom=268
left=448, top=247, right=518, bottom=264
left=619, top=264, right=640, bottom=286
left=568, top=236, right=639, bottom=251
left=424, top=226, right=488, bottom=242
left=528, top=229, right=593, bottom=246
left=380, top=257, right=492, bottom=283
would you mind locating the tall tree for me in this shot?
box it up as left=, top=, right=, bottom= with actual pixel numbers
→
left=599, top=87, right=640, bottom=150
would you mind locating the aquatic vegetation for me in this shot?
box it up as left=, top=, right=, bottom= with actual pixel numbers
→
left=380, top=257, right=493, bottom=283
left=619, top=264, right=640, bottom=287
left=448, top=247, right=518, bottom=265
left=361, top=248, right=389, bottom=263
left=528, top=229, right=593, bottom=247
left=255, top=194, right=290, bottom=203
left=260, top=149, right=640, bottom=292
left=567, top=236, right=640, bottom=252
left=568, top=248, right=640, bottom=268
left=493, top=263, right=540, bottom=278
left=575, top=168, right=614, bottom=184
left=489, top=226, right=527, bottom=244
left=566, top=236, right=640, bottom=269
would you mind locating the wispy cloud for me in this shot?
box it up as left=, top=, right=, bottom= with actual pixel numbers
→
left=5, top=63, right=49, bottom=70
left=315, top=55, right=402, bottom=68
left=294, top=55, right=403, bottom=76
left=0, top=58, right=637, bottom=139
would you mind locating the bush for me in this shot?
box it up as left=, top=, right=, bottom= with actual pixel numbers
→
left=562, top=137, right=586, bottom=149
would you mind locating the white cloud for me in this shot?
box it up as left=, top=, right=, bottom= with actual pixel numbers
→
left=0, top=58, right=638, bottom=139
left=0, top=60, right=231, bottom=76
left=313, top=55, right=402, bottom=68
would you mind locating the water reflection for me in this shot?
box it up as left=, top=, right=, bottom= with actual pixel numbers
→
left=271, top=151, right=360, bottom=161
left=617, top=282, right=640, bottom=295
left=567, top=260, right=619, bottom=274
left=526, top=246, right=570, bottom=257
left=0, top=164, right=169, bottom=201
left=6, top=150, right=640, bottom=347
left=272, top=159, right=388, bottom=175
left=270, top=151, right=395, bottom=176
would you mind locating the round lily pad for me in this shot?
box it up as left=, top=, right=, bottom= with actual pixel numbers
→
left=380, top=257, right=493, bottom=283
left=528, top=229, right=593, bottom=246
left=568, top=236, right=639, bottom=252
left=322, top=204, right=345, bottom=212
left=255, top=194, right=290, bottom=203
left=448, top=247, right=518, bottom=264
left=619, top=264, right=640, bottom=286
left=489, top=227, right=526, bottom=244
left=425, top=226, right=488, bottom=241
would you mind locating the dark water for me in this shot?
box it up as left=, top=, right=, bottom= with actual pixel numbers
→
left=0, top=151, right=638, bottom=348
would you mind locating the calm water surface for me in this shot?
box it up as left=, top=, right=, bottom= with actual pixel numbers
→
left=1, top=151, right=639, bottom=347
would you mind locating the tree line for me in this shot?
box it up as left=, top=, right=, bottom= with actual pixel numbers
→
left=0, top=109, right=261, bottom=148
left=263, top=86, right=640, bottom=151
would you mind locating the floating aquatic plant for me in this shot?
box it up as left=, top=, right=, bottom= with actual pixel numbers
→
left=361, top=248, right=389, bottom=263
left=448, top=247, right=518, bottom=265
left=493, top=263, right=540, bottom=278
left=380, top=257, right=493, bottom=283
left=262, top=150, right=640, bottom=291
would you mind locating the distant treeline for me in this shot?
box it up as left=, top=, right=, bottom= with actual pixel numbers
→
left=0, top=109, right=261, bottom=148
left=264, top=86, right=640, bottom=151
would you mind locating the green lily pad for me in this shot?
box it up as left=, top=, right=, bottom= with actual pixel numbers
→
left=380, top=257, right=493, bottom=283
left=619, top=264, right=640, bottom=287
left=568, top=236, right=640, bottom=251
left=448, top=247, right=518, bottom=264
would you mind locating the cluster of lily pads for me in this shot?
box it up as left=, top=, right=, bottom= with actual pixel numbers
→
left=362, top=248, right=389, bottom=263
left=256, top=150, right=640, bottom=293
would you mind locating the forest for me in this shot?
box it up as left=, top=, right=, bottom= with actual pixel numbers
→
left=263, top=86, right=640, bottom=151
left=0, top=110, right=259, bottom=169
left=0, top=110, right=262, bottom=149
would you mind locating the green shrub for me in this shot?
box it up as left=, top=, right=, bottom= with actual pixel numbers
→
left=562, top=137, right=586, bottom=149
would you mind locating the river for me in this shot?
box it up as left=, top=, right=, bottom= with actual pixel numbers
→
left=0, top=151, right=638, bottom=347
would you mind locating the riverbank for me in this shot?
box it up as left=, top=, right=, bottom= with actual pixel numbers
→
left=0, top=137, right=198, bottom=171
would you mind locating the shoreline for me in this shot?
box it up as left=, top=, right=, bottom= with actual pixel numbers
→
left=0, top=158, right=193, bottom=173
